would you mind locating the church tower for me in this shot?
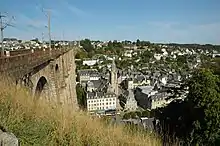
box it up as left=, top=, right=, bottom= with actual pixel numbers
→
left=109, top=60, right=118, bottom=95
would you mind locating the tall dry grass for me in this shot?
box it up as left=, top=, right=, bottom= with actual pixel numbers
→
left=0, top=78, right=161, bottom=146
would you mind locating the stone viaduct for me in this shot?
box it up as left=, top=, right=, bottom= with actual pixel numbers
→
left=0, top=48, right=78, bottom=108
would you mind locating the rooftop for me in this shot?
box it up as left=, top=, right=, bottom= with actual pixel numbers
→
left=149, top=92, right=170, bottom=101
left=78, top=69, right=100, bottom=76
left=137, top=86, right=154, bottom=95
left=86, top=79, right=108, bottom=90
left=87, top=92, right=116, bottom=99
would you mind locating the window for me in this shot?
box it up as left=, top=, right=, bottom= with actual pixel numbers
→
left=106, top=103, right=108, bottom=105
left=110, top=102, right=111, bottom=105
left=110, top=98, right=112, bottom=101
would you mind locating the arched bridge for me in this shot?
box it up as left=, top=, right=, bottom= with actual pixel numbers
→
left=0, top=48, right=78, bottom=108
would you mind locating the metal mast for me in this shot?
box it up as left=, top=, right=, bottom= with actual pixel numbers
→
left=0, top=12, right=14, bottom=57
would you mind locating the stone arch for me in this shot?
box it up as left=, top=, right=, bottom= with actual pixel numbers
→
left=35, top=76, right=49, bottom=98
left=55, top=64, right=59, bottom=72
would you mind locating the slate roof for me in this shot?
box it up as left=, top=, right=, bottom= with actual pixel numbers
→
left=78, top=69, right=100, bottom=77
left=136, top=86, right=154, bottom=95
left=136, top=75, right=145, bottom=82
left=87, top=92, right=116, bottom=99
left=87, top=80, right=107, bottom=90
left=149, top=92, right=169, bottom=101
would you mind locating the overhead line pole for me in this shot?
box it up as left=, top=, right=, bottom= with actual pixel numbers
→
left=42, top=32, right=44, bottom=48
left=48, top=10, right=51, bottom=50
left=62, top=30, right=64, bottom=49
left=0, top=12, right=5, bottom=57
left=41, top=8, right=51, bottom=51
left=0, top=12, right=14, bottom=57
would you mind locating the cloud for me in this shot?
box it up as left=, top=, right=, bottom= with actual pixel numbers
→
left=27, top=19, right=46, bottom=29
left=146, top=21, right=220, bottom=44
left=16, top=13, right=46, bottom=30
left=61, top=0, right=89, bottom=17
left=6, top=13, right=47, bottom=40
left=116, top=25, right=136, bottom=30
left=67, top=5, right=87, bottom=17
left=35, top=4, right=60, bottom=17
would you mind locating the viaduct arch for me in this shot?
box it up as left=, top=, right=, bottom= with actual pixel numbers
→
left=0, top=48, right=78, bottom=109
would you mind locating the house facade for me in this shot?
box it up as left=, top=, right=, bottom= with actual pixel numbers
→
left=87, top=92, right=117, bottom=112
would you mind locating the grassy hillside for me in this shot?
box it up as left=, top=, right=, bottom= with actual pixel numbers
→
left=0, top=78, right=160, bottom=146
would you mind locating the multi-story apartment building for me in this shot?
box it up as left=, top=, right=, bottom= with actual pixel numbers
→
left=86, top=92, right=117, bottom=112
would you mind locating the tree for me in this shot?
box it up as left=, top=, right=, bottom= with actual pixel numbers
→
left=141, top=50, right=153, bottom=62
left=107, top=41, right=113, bottom=48
left=112, top=40, right=121, bottom=47
left=75, top=50, right=88, bottom=59
left=123, top=112, right=137, bottom=119
left=80, top=39, right=94, bottom=53
left=141, top=110, right=151, bottom=117
left=186, top=69, right=220, bottom=145
left=155, top=47, right=163, bottom=54
left=76, top=84, right=87, bottom=109
left=31, top=38, right=39, bottom=43
left=156, top=69, right=220, bottom=145
left=119, top=94, right=127, bottom=109
left=136, top=39, right=141, bottom=46
left=135, top=111, right=142, bottom=117
left=141, top=41, right=151, bottom=47
left=203, top=57, right=220, bottom=76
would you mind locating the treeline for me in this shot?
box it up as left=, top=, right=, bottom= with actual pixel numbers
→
left=167, top=43, right=220, bottom=51
left=153, top=58, right=220, bottom=145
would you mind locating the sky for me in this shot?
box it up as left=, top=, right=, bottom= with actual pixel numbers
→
left=1, top=0, right=220, bottom=44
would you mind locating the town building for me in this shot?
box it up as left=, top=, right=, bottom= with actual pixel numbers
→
left=135, top=86, right=156, bottom=109
left=83, top=59, right=99, bottom=66
left=135, top=85, right=173, bottom=110
left=124, top=89, right=138, bottom=111
left=148, top=92, right=172, bottom=109
left=109, top=60, right=118, bottom=95
left=86, top=92, right=117, bottom=113
left=78, top=69, right=101, bottom=84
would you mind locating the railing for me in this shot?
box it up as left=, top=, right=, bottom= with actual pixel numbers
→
left=0, top=48, right=70, bottom=78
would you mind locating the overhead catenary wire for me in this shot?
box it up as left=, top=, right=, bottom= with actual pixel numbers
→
left=0, top=12, right=15, bottom=57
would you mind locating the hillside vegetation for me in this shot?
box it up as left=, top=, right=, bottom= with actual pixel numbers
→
left=0, top=78, right=160, bottom=146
